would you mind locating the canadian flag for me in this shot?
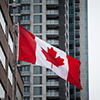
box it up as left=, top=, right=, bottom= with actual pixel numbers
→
left=18, top=24, right=82, bottom=89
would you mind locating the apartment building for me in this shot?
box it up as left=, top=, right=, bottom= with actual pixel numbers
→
left=0, top=0, right=23, bottom=100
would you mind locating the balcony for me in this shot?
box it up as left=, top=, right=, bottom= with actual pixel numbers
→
left=24, top=92, right=30, bottom=96
left=46, top=81, right=59, bottom=86
left=46, top=20, right=59, bottom=25
left=75, top=0, right=80, bottom=3
left=21, top=0, right=30, bottom=4
left=75, top=34, right=80, bottom=38
left=46, top=0, right=58, bottom=4
left=47, top=40, right=59, bottom=45
left=75, top=22, right=80, bottom=29
left=75, top=14, right=80, bottom=21
left=20, top=20, right=30, bottom=25
left=75, top=43, right=80, bottom=47
left=46, top=70, right=57, bottom=76
left=47, top=92, right=59, bottom=97
left=47, top=30, right=59, bottom=35
left=75, top=5, right=80, bottom=12
left=46, top=10, right=59, bottom=15
left=20, top=71, right=30, bottom=75
left=21, top=10, right=30, bottom=14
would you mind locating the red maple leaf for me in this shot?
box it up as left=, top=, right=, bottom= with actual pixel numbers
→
left=41, top=47, right=64, bottom=68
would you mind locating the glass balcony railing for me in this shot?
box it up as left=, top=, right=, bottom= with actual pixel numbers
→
left=47, top=30, right=59, bottom=35
left=46, top=0, right=58, bottom=4
left=20, top=71, right=30, bottom=75
left=46, top=81, right=59, bottom=86
left=46, top=71, right=57, bottom=75
left=24, top=92, right=30, bottom=96
left=24, top=81, right=30, bottom=84
left=47, top=92, right=59, bottom=96
left=21, top=0, right=30, bottom=4
left=47, top=40, right=59, bottom=45
left=21, top=10, right=30, bottom=14
left=46, top=20, right=59, bottom=24
left=46, top=10, right=58, bottom=14
left=20, top=20, right=30, bottom=24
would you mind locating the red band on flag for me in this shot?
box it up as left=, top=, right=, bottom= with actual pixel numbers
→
left=18, top=24, right=36, bottom=64
left=67, top=54, right=82, bottom=89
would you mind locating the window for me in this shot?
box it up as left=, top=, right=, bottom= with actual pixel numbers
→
left=69, top=35, right=74, bottom=40
left=34, top=0, right=42, bottom=3
left=8, top=65, right=13, bottom=85
left=23, top=76, right=30, bottom=84
left=34, top=87, right=42, bottom=95
left=69, top=26, right=74, bottom=32
left=34, top=15, right=42, bottom=23
left=15, top=16, right=21, bottom=24
left=22, top=5, right=30, bottom=10
left=15, top=6, right=21, bottom=14
left=0, top=82, right=5, bottom=100
left=69, top=18, right=74, bottom=23
left=69, top=9, right=74, bottom=14
left=34, top=5, right=42, bottom=13
left=16, top=85, right=22, bottom=100
left=24, top=87, right=30, bottom=93
left=24, top=97, right=30, bottom=100
left=34, top=66, right=42, bottom=74
left=0, top=9, right=7, bottom=35
left=8, top=32, right=13, bottom=53
left=33, top=97, right=42, bottom=100
left=33, top=76, right=42, bottom=84
left=34, top=25, right=42, bottom=33
left=35, top=35, right=42, bottom=39
left=0, top=45, right=6, bottom=70
left=9, top=6, right=13, bottom=14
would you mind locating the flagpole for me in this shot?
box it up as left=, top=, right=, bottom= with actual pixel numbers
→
left=12, top=0, right=17, bottom=100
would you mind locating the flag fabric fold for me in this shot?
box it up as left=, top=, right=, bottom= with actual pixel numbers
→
left=18, top=24, right=82, bottom=89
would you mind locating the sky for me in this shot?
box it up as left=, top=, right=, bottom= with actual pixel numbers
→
left=88, top=0, right=100, bottom=100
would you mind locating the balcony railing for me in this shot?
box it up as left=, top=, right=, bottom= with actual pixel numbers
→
left=47, top=30, right=59, bottom=35
left=47, top=40, right=59, bottom=45
left=46, top=20, right=59, bottom=25
left=20, top=20, right=30, bottom=24
left=46, top=10, right=59, bottom=14
left=20, top=71, right=30, bottom=75
left=46, top=71, right=57, bottom=75
left=47, top=92, right=59, bottom=96
left=46, top=0, right=58, bottom=4
left=24, top=92, right=30, bottom=96
left=21, top=0, right=30, bottom=4
left=21, top=10, right=30, bottom=14
left=46, top=81, right=59, bottom=86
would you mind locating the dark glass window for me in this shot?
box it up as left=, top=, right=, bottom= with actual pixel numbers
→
left=34, top=25, right=42, bottom=33
left=24, top=87, right=30, bottom=92
left=69, top=35, right=74, bottom=40
left=9, top=0, right=13, bottom=3
left=33, top=76, right=42, bottom=84
left=15, top=16, right=21, bottom=24
left=15, top=6, right=21, bottom=14
left=69, top=26, right=74, bottom=32
left=34, top=15, right=42, bottom=23
left=34, top=87, right=42, bottom=95
left=36, top=35, right=42, bottom=39
left=69, top=18, right=74, bottom=23
left=69, top=9, right=74, bottom=14
left=33, top=97, right=42, bottom=100
left=34, top=0, right=42, bottom=3
left=34, top=66, right=42, bottom=74
left=69, top=44, right=74, bottom=49
left=24, top=97, right=30, bottom=100
left=9, top=6, right=13, bottom=14
left=34, top=5, right=42, bottom=13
